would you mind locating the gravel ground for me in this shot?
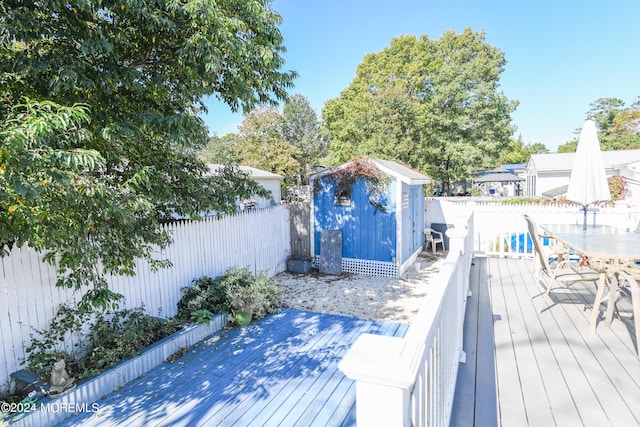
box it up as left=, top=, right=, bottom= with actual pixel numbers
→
left=275, top=251, right=446, bottom=324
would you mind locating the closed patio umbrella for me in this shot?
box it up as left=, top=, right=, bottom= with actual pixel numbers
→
left=565, top=118, right=611, bottom=229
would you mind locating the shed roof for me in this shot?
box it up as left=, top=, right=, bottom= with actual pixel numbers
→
left=310, top=158, right=431, bottom=186
left=474, top=172, right=524, bottom=183
left=372, top=158, right=431, bottom=185
left=501, top=163, right=526, bottom=170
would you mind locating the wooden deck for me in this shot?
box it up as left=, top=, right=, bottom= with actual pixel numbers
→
left=55, top=309, right=407, bottom=427
left=54, top=257, right=639, bottom=427
left=452, top=257, right=640, bottom=427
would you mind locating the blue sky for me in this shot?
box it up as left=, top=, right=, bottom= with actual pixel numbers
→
left=202, top=0, right=640, bottom=152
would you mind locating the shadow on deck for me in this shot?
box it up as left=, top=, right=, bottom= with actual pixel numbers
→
left=452, top=257, right=640, bottom=427
left=55, top=257, right=639, bottom=427
left=55, top=309, right=407, bottom=427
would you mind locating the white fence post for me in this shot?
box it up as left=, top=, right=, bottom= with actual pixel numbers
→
left=446, top=222, right=468, bottom=256
left=338, top=334, right=425, bottom=427
left=446, top=223, right=471, bottom=366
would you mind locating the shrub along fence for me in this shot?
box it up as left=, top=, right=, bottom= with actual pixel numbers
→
left=0, top=206, right=290, bottom=394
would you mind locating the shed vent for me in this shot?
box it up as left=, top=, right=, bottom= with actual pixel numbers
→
left=312, top=256, right=398, bottom=278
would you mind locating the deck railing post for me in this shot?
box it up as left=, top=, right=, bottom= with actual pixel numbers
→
left=446, top=224, right=470, bottom=366
left=339, top=334, right=425, bottom=427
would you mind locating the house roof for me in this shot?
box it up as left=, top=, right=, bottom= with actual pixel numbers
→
left=206, top=164, right=284, bottom=181
left=528, top=149, right=640, bottom=173
left=501, top=163, right=526, bottom=170
left=541, top=184, right=569, bottom=198
left=309, top=158, right=431, bottom=186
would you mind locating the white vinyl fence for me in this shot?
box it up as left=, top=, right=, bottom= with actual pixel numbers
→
left=426, top=198, right=640, bottom=258
left=0, top=206, right=290, bottom=394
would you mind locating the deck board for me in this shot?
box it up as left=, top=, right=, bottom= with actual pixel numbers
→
left=454, top=257, right=640, bottom=427
left=54, top=309, right=407, bottom=427
left=450, top=260, right=482, bottom=426
left=473, top=256, right=499, bottom=426
left=489, top=257, right=530, bottom=427
left=53, top=256, right=640, bottom=427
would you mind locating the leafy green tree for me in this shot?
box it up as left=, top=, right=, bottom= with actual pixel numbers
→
left=282, top=94, right=326, bottom=183
left=322, top=29, right=517, bottom=193
left=607, top=97, right=640, bottom=149
left=234, top=106, right=301, bottom=185
left=557, top=140, right=578, bottom=153
left=557, top=97, right=640, bottom=152
left=0, top=1, right=294, bottom=306
left=201, top=133, right=240, bottom=165
left=323, top=85, right=423, bottom=168
left=587, top=98, right=626, bottom=136
left=499, top=137, right=548, bottom=164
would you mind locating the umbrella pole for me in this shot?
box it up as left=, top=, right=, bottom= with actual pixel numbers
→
left=582, top=205, right=587, bottom=230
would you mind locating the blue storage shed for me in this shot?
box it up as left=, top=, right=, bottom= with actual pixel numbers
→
left=310, top=158, right=431, bottom=277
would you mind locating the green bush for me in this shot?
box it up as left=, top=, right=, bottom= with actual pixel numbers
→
left=176, top=267, right=282, bottom=324
left=176, top=276, right=229, bottom=324
left=77, top=308, right=179, bottom=378
left=220, top=267, right=282, bottom=319
left=25, top=305, right=179, bottom=380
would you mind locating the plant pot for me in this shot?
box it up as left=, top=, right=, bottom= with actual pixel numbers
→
left=233, top=310, right=253, bottom=326
left=287, top=256, right=312, bottom=274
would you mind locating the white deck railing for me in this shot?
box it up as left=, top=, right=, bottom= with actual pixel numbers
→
left=426, top=199, right=640, bottom=259
left=339, top=212, right=474, bottom=427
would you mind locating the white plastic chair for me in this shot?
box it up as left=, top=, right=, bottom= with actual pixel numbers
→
left=424, top=227, right=445, bottom=253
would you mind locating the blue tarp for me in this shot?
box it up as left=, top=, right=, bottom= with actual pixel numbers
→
left=509, top=233, right=553, bottom=253
left=510, top=233, right=532, bottom=253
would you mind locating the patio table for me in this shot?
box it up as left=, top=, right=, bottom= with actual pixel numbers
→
left=540, top=224, right=640, bottom=335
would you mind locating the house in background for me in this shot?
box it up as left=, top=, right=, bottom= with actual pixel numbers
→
left=206, top=164, right=283, bottom=209
left=525, top=149, right=640, bottom=204
left=473, top=165, right=526, bottom=197
left=310, top=158, right=431, bottom=278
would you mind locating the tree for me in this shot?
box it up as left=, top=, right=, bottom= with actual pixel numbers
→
left=499, top=137, right=548, bottom=164
left=322, top=29, right=517, bottom=194
left=587, top=98, right=626, bottom=136
left=282, top=94, right=326, bottom=183
left=234, top=106, right=301, bottom=185
left=323, top=85, right=423, bottom=168
left=201, top=133, right=240, bottom=165
left=607, top=97, right=640, bottom=149
left=557, top=97, right=640, bottom=152
left=557, top=141, right=578, bottom=153
left=0, top=1, right=294, bottom=306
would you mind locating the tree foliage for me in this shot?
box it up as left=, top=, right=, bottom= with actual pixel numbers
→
left=201, top=133, right=240, bottom=165
left=499, top=137, right=548, bottom=164
left=234, top=106, right=301, bottom=185
left=0, top=1, right=295, bottom=305
left=215, top=95, right=325, bottom=185
left=558, top=97, right=640, bottom=152
left=282, top=94, right=327, bottom=183
left=322, top=29, right=517, bottom=193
